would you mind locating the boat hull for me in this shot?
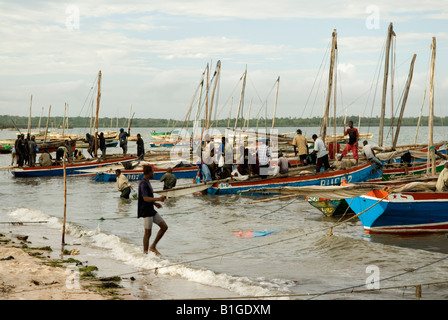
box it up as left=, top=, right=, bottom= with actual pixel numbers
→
left=349, top=190, right=448, bottom=233
left=208, top=163, right=381, bottom=195
left=93, top=165, right=199, bottom=182
left=10, top=156, right=136, bottom=178
left=306, top=197, right=355, bottom=216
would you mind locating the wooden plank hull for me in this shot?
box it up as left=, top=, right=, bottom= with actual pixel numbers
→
left=10, top=156, right=136, bottom=178
left=207, top=163, right=381, bottom=195
left=349, top=189, right=448, bottom=233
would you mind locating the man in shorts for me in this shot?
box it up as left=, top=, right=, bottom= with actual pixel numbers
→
left=338, top=120, right=359, bottom=165
left=138, top=165, right=167, bottom=255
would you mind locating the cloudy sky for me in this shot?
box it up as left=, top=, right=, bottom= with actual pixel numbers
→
left=0, top=0, right=447, bottom=122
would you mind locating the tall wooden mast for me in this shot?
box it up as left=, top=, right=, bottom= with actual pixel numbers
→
left=322, top=29, right=337, bottom=144
left=428, top=37, right=436, bottom=176
left=378, top=23, right=396, bottom=147
left=94, top=70, right=101, bottom=157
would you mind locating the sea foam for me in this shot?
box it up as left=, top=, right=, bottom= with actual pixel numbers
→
left=7, top=207, right=291, bottom=298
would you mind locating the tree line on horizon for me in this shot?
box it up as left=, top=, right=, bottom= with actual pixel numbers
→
left=0, top=114, right=446, bottom=130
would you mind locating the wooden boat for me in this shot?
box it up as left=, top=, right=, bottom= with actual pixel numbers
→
left=0, top=139, right=76, bottom=154
left=10, top=155, right=136, bottom=178
left=91, top=163, right=199, bottom=182
left=207, top=162, right=382, bottom=195
left=348, top=187, right=448, bottom=234
left=306, top=196, right=354, bottom=217
left=149, top=141, right=177, bottom=148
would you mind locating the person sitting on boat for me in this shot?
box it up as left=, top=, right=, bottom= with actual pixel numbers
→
left=362, top=140, right=382, bottom=171
left=116, top=169, right=132, bottom=199
left=338, top=120, right=359, bottom=166
left=75, top=149, right=86, bottom=160
left=436, top=163, right=448, bottom=192
left=119, top=128, right=130, bottom=157
left=256, top=139, right=271, bottom=179
left=312, top=134, right=330, bottom=173
left=39, top=150, right=53, bottom=167
left=160, top=167, right=177, bottom=190
left=277, top=151, right=290, bottom=174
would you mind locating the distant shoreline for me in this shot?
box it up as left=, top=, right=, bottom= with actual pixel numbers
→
left=1, top=114, right=447, bottom=129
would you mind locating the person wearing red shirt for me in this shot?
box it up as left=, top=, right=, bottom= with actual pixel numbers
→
left=338, top=120, right=359, bottom=165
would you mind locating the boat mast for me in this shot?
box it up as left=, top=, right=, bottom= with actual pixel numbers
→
left=271, top=76, right=280, bottom=130
left=322, top=29, right=337, bottom=144
left=428, top=37, right=436, bottom=176
left=44, top=105, right=51, bottom=143
left=94, top=70, right=101, bottom=157
left=378, top=22, right=396, bottom=147
left=208, top=60, right=221, bottom=130
left=392, top=54, right=416, bottom=149
left=28, top=94, right=32, bottom=136
left=234, top=67, right=247, bottom=132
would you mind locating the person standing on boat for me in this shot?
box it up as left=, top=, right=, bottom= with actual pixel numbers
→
left=116, top=169, right=131, bottom=199
left=136, top=133, right=145, bottom=160
left=28, top=135, right=37, bottom=167
left=160, top=167, right=177, bottom=190
left=312, top=134, right=330, bottom=173
left=138, top=165, right=167, bottom=255
left=256, top=139, right=271, bottom=178
left=84, top=133, right=95, bottom=158
left=291, top=129, right=308, bottom=166
left=119, top=128, right=130, bottom=156
left=98, top=132, right=106, bottom=159
left=338, top=120, right=359, bottom=165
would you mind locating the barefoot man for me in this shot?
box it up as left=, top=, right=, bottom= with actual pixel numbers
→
left=138, top=165, right=167, bottom=255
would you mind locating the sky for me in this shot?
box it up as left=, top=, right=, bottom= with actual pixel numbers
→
left=0, top=0, right=447, bottom=123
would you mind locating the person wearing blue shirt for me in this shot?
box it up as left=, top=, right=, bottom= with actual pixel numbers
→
left=119, top=128, right=130, bottom=156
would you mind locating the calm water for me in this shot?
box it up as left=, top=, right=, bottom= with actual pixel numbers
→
left=1, top=125, right=448, bottom=300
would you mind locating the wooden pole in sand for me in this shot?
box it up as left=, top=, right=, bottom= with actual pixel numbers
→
left=428, top=37, right=436, bottom=176
left=62, top=151, right=67, bottom=245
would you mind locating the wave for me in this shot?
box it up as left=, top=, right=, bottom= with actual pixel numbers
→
left=6, top=207, right=293, bottom=299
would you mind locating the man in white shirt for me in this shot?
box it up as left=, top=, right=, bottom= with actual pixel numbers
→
left=256, top=139, right=271, bottom=178
left=362, top=140, right=382, bottom=169
left=312, top=134, right=330, bottom=173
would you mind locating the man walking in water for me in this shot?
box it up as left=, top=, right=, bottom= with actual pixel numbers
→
left=338, top=120, right=359, bottom=165
left=138, top=165, right=167, bottom=255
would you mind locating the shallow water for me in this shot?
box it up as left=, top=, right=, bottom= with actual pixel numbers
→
left=1, top=126, right=448, bottom=300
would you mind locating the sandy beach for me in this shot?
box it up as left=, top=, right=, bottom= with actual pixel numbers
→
left=0, top=225, right=135, bottom=300
left=0, top=220, right=240, bottom=301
